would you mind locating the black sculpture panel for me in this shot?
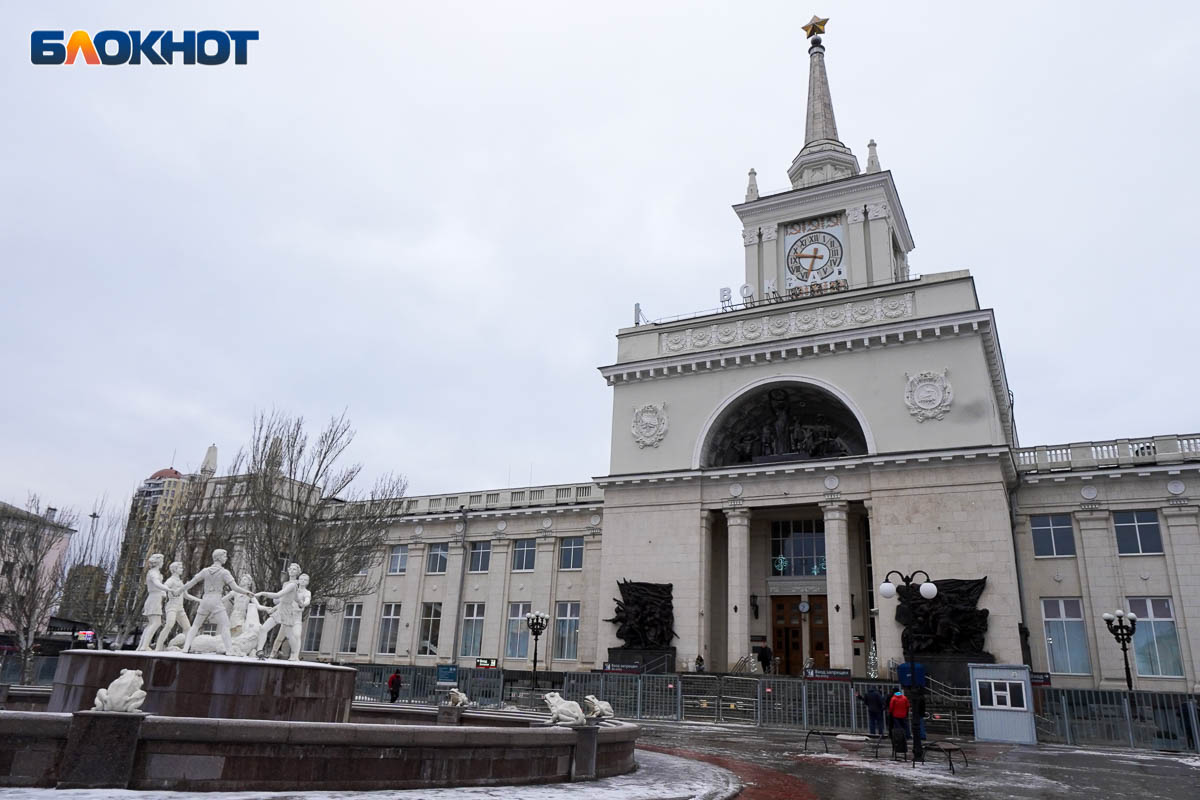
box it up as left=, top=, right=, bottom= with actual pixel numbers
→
left=703, top=383, right=868, bottom=468
left=896, top=577, right=991, bottom=655
left=606, top=580, right=677, bottom=650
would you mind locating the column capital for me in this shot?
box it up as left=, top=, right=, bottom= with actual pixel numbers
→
left=1162, top=504, right=1199, bottom=519
left=820, top=500, right=849, bottom=519
left=724, top=507, right=752, bottom=525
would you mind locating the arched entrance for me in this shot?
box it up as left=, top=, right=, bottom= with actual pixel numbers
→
left=700, top=381, right=869, bottom=468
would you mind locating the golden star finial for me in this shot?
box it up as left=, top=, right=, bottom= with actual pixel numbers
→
left=803, top=15, right=829, bottom=39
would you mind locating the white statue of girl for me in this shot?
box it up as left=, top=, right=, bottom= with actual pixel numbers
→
left=255, top=563, right=302, bottom=659
left=137, top=554, right=169, bottom=651
left=266, top=572, right=310, bottom=660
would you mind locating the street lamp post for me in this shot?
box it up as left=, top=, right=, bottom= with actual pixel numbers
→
left=1102, top=609, right=1138, bottom=692
left=525, top=610, right=550, bottom=704
left=878, top=569, right=937, bottom=763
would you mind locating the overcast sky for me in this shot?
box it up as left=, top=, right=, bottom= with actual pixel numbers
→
left=2, top=1, right=1198, bottom=519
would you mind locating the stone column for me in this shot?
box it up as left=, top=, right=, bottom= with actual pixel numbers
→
left=866, top=202, right=893, bottom=286
left=725, top=507, right=752, bottom=670
left=1074, top=510, right=1126, bottom=689
left=1162, top=505, right=1200, bottom=692
left=696, top=511, right=713, bottom=668
left=485, top=537, right=512, bottom=662
left=822, top=501, right=853, bottom=670
left=845, top=205, right=869, bottom=287
left=760, top=224, right=779, bottom=295
left=402, top=540, right=427, bottom=661
left=742, top=228, right=760, bottom=296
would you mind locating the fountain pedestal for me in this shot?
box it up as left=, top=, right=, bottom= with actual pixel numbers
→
left=48, top=650, right=355, bottom=723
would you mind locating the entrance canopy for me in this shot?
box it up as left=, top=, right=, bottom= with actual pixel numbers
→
left=701, top=382, right=868, bottom=468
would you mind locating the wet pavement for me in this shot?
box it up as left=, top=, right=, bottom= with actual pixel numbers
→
left=636, top=720, right=1200, bottom=799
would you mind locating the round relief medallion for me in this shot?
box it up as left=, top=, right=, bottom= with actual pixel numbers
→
left=496, top=520, right=507, bottom=532
left=414, top=525, right=423, bottom=535
left=1080, top=486, right=1098, bottom=500
left=729, top=483, right=744, bottom=498
left=823, top=475, right=840, bottom=491
left=1167, top=479, right=1186, bottom=496
left=541, top=518, right=553, bottom=529
left=454, top=521, right=465, bottom=533
left=589, top=514, right=601, bottom=526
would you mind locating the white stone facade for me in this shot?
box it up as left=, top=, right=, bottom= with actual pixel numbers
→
left=301, top=484, right=604, bottom=671
left=312, top=28, right=1200, bottom=692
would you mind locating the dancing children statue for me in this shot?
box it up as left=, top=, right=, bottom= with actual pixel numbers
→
left=265, top=572, right=311, bottom=660
left=178, top=549, right=254, bottom=655
left=137, top=554, right=169, bottom=651
left=154, top=561, right=193, bottom=650
left=255, top=563, right=303, bottom=660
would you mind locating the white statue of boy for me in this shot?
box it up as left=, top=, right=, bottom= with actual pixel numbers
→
left=178, top=549, right=253, bottom=655
left=154, top=561, right=193, bottom=650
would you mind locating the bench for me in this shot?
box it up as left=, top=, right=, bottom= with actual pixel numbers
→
left=924, top=740, right=968, bottom=774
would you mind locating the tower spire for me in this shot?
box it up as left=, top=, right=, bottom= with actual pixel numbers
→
left=787, top=16, right=860, bottom=190
left=745, top=168, right=759, bottom=202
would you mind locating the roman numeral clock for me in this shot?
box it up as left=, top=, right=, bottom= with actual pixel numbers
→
left=784, top=216, right=845, bottom=289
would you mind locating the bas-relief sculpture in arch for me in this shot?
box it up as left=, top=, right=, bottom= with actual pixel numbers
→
left=694, top=377, right=874, bottom=469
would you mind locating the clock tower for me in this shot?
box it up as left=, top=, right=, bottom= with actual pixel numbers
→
left=736, top=23, right=913, bottom=297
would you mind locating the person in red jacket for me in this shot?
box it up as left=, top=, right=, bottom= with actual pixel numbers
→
left=387, top=669, right=402, bottom=703
left=888, top=690, right=911, bottom=738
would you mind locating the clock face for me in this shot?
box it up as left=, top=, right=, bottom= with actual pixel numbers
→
left=786, top=231, right=844, bottom=284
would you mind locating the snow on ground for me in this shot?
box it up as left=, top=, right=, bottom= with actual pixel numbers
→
left=791, top=751, right=1073, bottom=793
left=0, top=751, right=740, bottom=800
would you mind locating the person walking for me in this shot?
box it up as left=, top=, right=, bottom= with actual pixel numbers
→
left=756, top=645, right=773, bottom=674
left=910, top=686, right=927, bottom=741
left=388, top=669, right=403, bottom=703
left=888, top=690, right=911, bottom=738
left=859, top=687, right=886, bottom=736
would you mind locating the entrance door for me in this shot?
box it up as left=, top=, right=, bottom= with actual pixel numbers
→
left=809, top=595, right=829, bottom=669
left=771, top=596, right=805, bottom=676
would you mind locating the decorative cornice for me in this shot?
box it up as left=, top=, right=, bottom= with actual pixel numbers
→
left=733, top=171, right=914, bottom=253
left=1021, top=463, right=1200, bottom=485
left=596, top=445, right=1015, bottom=490
left=602, top=309, right=994, bottom=385
left=658, top=292, right=914, bottom=355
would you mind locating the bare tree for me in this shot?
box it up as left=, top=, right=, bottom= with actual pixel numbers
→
left=59, top=498, right=139, bottom=649
left=181, top=411, right=407, bottom=637
left=0, top=496, right=77, bottom=683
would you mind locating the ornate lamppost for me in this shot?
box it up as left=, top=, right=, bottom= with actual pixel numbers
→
left=1102, top=608, right=1138, bottom=692
left=525, top=610, right=550, bottom=700
left=879, top=569, right=937, bottom=763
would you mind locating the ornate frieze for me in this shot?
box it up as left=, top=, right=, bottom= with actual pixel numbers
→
left=659, top=292, right=914, bottom=354
left=866, top=201, right=890, bottom=220
left=904, top=369, right=953, bottom=422
left=631, top=402, right=669, bottom=448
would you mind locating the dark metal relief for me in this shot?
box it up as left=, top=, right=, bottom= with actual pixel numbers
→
left=606, top=580, right=677, bottom=650
left=896, top=577, right=991, bottom=655
left=703, top=384, right=868, bottom=468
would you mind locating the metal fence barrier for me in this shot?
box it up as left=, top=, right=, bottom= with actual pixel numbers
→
left=4, top=654, right=1195, bottom=753
left=1034, top=687, right=1199, bottom=752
